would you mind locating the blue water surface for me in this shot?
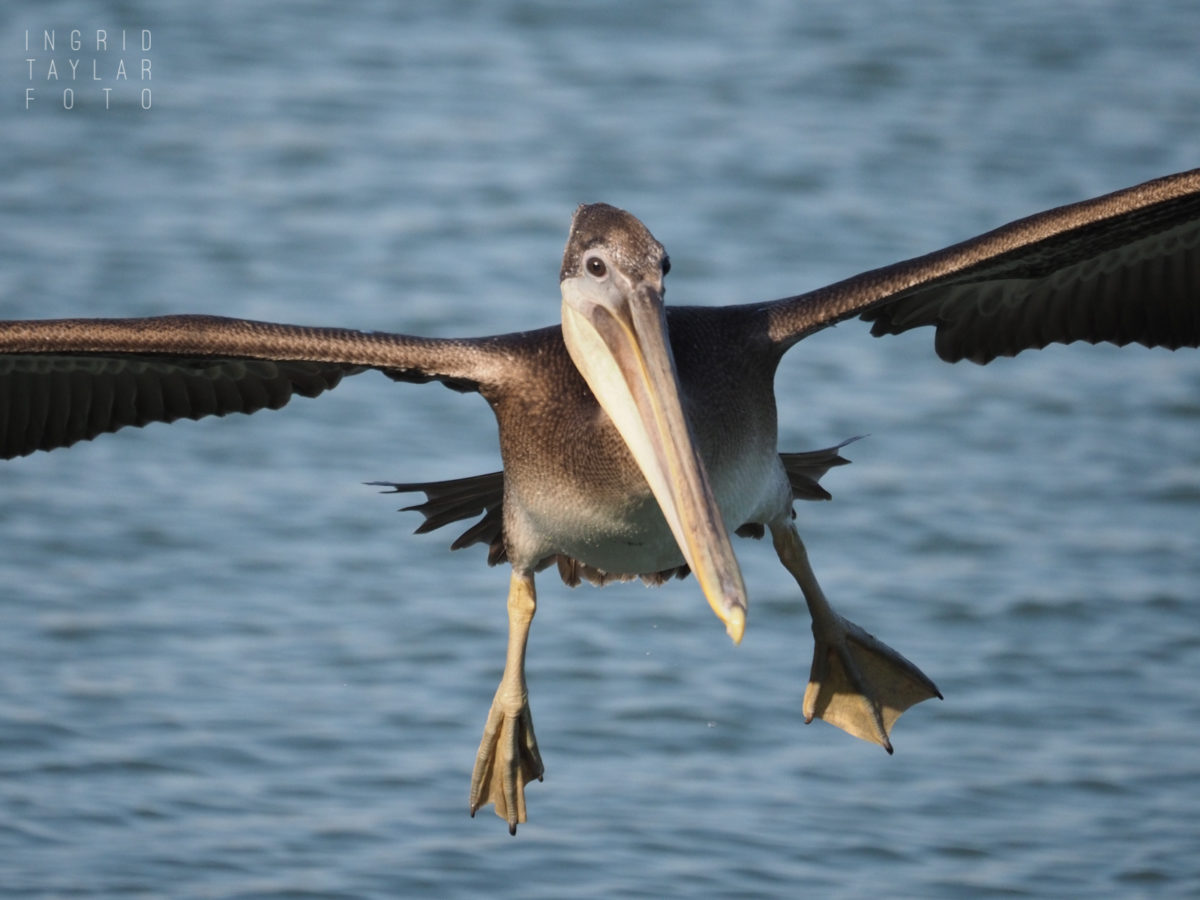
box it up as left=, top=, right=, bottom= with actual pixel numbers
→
left=1, top=1, right=1199, bottom=897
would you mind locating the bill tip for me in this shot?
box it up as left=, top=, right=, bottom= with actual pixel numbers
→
left=726, top=607, right=746, bottom=644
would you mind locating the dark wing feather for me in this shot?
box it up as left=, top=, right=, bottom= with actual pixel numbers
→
left=0, top=354, right=351, bottom=459
left=762, top=168, right=1200, bottom=363
left=0, top=314, right=518, bottom=459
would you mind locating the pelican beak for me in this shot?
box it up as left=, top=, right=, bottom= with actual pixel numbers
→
left=561, top=273, right=748, bottom=643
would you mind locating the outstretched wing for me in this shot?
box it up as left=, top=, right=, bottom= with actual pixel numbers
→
left=761, top=168, right=1200, bottom=363
left=0, top=314, right=521, bottom=459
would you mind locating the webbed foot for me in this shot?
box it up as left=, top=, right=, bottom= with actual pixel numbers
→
left=469, top=691, right=544, bottom=834
left=804, top=612, right=941, bottom=751
left=468, top=570, right=544, bottom=834
left=771, top=520, right=941, bottom=750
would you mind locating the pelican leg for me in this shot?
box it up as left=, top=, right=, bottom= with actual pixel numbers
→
left=770, top=521, right=941, bottom=752
left=469, top=570, right=545, bottom=834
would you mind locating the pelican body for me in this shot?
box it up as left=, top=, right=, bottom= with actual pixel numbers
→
left=490, top=306, right=779, bottom=585
left=2, top=170, right=1199, bottom=833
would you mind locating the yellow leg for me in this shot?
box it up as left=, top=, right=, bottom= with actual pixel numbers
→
left=770, top=521, right=941, bottom=752
left=469, top=570, right=545, bottom=834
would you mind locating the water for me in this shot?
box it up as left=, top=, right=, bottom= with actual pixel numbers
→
left=2, top=1, right=1199, bottom=896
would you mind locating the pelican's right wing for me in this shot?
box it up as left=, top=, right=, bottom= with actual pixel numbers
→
left=0, top=314, right=524, bottom=459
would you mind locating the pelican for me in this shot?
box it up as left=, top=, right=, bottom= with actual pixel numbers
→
left=2, top=169, right=1198, bottom=834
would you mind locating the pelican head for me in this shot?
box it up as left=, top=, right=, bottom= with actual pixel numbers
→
left=559, top=203, right=748, bottom=643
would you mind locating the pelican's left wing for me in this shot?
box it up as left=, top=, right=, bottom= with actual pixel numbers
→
left=761, top=168, right=1200, bottom=363
left=0, top=314, right=519, bottom=459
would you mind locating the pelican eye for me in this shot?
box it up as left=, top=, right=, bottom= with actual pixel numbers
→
left=585, top=256, right=607, bottom=278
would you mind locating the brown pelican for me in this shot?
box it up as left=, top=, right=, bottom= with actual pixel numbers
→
left=2, top=169, right=1198, bottom=834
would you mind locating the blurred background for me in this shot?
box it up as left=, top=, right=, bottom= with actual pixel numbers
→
left=2, top=1, right=1198, bottom=896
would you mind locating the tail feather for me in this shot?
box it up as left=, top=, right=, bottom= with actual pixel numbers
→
left=781, top=436, right=863, bottom=501
left=369, top=472, right=505, bottom=560
left=372, top=436, right=862, bottom=584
